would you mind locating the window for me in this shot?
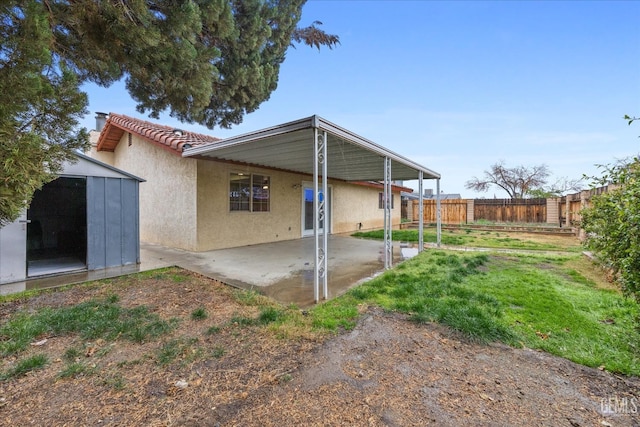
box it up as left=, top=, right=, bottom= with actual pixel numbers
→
left=378, top=193, right=394, bottom=209
left=230, top=173, right=270, bottom=212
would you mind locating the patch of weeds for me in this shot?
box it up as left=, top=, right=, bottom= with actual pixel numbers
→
left=105, top=294, right=119, bottom=304
left=279, top=373, right=293, bottom=383
left=156, top=340, right=182, bottom=366
left=191, top=307, right=208, bottom=320
left=134, top=267, right=178, bottom=280
left=0, top=297, right=177, bottom=357
left=258, top=306, right=284, bottom=324
left=101, top=373, right=126, bottom=390
left=311, top=297, right=359, bottom=331
left=206, top=325, right=221, bottom=335
left=233, top=289, right=262, bottom=306
left=117, top=358, right=144, bottom=368
left=64, top=347, right=82, bottom=362
left=155, top=337, right=201, bottom=366
left=230, top=315, right=257, bottom=327
left=2, top=354, right=48, bottom=380
left=170, top=274, right=188, bottom=283
left=211, top=346, right=225, bottom=358
left=58, top=362, right=93, bottom=379
left=129, top=327, right=148, bottom=344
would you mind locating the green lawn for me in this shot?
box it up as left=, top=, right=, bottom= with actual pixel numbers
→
left=311, top=249, right=640, bottom=376
left=351, top=228, right=582, bottom=252
left=2, top=230, right=636, bottom=378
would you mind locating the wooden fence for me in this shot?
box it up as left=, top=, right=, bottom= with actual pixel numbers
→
left=474, top=198, right=547, bottom=223
left=411, top=198, right=547, bottom=224
left=418, top=199, right=468, bottom=224
left=408, top=185, right=612, bottom=228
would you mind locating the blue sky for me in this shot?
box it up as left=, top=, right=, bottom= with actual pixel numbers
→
left=81, top=0, right=640, bottom=198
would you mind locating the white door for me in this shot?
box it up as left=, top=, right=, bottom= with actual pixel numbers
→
left=0, top=211, right=27, bottom=284
left=302, top=184, right=331, bottom=237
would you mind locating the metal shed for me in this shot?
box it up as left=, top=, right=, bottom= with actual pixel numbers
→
left=0, top=153, right=144, bottom=285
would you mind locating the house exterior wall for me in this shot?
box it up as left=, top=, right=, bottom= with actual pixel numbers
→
left=332, top=184, right=401, bottom=233
left=90, top=132, right=405, bottom=252
left=195, top=158, right=401, bottom=251
left=196, top=161, right=305, bottom=251
left=97, top=134, right=198, bottom=250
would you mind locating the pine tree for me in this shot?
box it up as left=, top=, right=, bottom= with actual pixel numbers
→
left=1, top=1, right=89, bottom=225
left=0, top=0, right=338, bottom=225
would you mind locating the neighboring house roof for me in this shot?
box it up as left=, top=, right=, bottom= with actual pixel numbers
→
left=96, top=113, right=220, bottom=155
left=402, top=191, right=461, bottom=200
left=430, top=193, right=461, bottom=200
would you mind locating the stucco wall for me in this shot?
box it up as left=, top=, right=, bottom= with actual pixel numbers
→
left=195, top=161, right=304, bottom=251
left=89, top=132, right=405, bottom=251
left=195, top=160, right=401, bottom=251
left=99, top=135, right=198, bottom=250
left=332, top=184, right=401, bottom=233
left=88, top=131, right=114, bottom=165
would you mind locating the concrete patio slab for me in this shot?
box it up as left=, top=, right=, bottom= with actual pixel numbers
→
left=1, top=235, right=415, bottom=307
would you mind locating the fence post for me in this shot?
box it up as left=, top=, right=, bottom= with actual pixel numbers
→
left=546, top=197, right=560, bottom=225
left=466, top=199, right=474, bottom=223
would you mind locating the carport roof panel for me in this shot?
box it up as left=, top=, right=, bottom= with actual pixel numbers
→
left=182, top=116, right=440, bottom=181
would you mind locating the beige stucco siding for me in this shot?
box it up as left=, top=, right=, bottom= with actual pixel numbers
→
left=89, top=130, right=405, bottom=251
left=195, top=161, right=303, bottom=251
left=331, top=184, right=401, bottom=233
left=195, top=159, right=401, bottom=251
left=95, top=134, right=198, bottom=250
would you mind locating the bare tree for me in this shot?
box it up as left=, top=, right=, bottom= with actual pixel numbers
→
left=546, top=177, right=583, bottom=196
left=465, top=161, right=551, bottom=199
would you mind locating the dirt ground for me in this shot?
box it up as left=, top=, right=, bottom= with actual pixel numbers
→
left=1, top=269, right=639, bottom=426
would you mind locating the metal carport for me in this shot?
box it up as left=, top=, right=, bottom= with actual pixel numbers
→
left=183, top=115, right=441, bottom=302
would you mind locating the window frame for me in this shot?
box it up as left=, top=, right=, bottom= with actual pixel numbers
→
left=378, top=192, right=395, bottom=209
left=229, top=173, right=270, bottom=213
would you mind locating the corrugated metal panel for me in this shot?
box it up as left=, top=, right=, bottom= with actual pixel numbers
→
left=121, top=179, right=139, bottom=265
left=87, top=177, right=140, bottom=270
left=105, top=179, right=123, bottom=267
left=63, top=155, right=134, bottom=179
left=87, top=177, right=107, bottom=270
left=184, top=116, right=440, bottom=182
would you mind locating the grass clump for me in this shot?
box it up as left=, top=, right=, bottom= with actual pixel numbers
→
left=311, top=297, right=360, bottom=331
left=0, top=296, right=176, bottom=357
left=156, top=337, right=201, bottom=366
left=1, top=354, right=48, bottom=380
left=58, top=362, right=94, bottom=379
left=191, top=307, right=208, bottom=320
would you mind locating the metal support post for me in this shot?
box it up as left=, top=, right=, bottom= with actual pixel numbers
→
left=383, top=157, right=392, bottom=268
left=321, top=130, right=328, bottom=299
left=313, top=128, right=328, bottom=302
left=418, top=171, right=424, bottom=252
left=436, top=178, right=442, bottom=247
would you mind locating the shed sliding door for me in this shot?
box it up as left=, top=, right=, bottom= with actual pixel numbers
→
left=87, top=177, right=139, bottom=270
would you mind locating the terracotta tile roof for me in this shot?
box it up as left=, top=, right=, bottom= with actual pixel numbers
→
left=96, top=113, right=220, bottom=155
